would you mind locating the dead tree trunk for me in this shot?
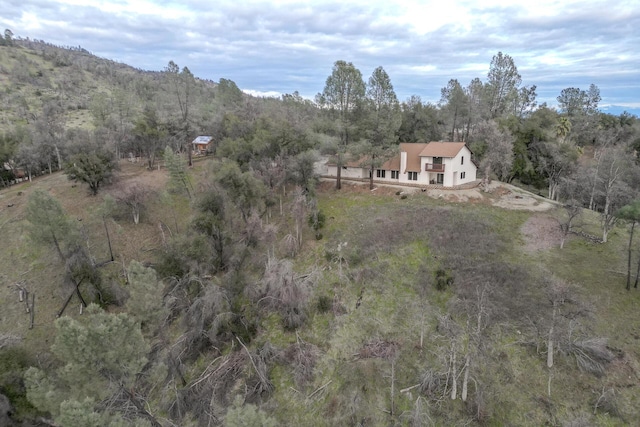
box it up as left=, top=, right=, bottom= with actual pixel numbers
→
left=103, top=216, right=114, bottom=262
left=461, top=353, right=470, bottom=402
left=57, top=278, right=86, bottom=317
left=450, top=346, right=457, bottom=400
left=51, top=231, right=65, bottom=261
left=419, top=309, right=426, bottom=350
left=28, top=293, right=35, bottom=329
left=390, top=360, right=395, bottom=416
left=547, top=327, right=554, bottom=368
left=634, top=254, right=640, bottom=289
left=547, top=301, right=557, bottom=369
left=369, top=163, right=374, bottom=191
left=627, top=221, right=636, bottom=290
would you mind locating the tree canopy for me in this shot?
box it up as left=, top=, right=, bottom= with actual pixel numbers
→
left=25, top=189, right=76, bottom=260
left=24, top=305, right=151, bottom=425
left=64, top=147, right=117, bottom=195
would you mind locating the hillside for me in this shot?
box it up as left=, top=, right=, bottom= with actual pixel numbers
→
left=1, top=161, right=639, bottom=426
left=1, top=35, right=640, bottom=427
left=0, top=39, right=223, bottom=140
left=1, top=41, right=143, bottom=130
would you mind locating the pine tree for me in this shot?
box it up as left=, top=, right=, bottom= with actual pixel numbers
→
left=25, top=189, right=76, bottom=260
left=164, top=146, right=192, bottom=199
left=25, top=305, right=152, bottom=424
left=126, top=261, right=167, bottom=329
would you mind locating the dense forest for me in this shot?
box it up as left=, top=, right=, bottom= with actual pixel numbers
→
left=1, top=31, right=640, bottom=426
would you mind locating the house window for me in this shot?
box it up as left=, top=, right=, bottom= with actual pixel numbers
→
left=376, top=169, right=386, bottom=178
left=408, top=171, right=418, bottom=181
left=461, top=171, right=466, bottom=179
left=391, top=170, right=399, bottom=179
left=436, top=173, right=444, bottom=184
left=461, top=156, right=464, bottom=165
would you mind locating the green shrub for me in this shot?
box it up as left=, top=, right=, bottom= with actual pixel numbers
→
left=316, top=295, right=332, bottom=313
left=224, top=396, right=277, bottom=427
left=324, top=248, right=335, bottom=262
left=347, top=247, right=363, bottom=266
left=434, top=268, right=453, bottom=291
left=0, top=347, right=38, bottom=419
left=308, top=209, right=326, bottom=232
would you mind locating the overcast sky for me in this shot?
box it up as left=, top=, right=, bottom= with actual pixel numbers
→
left=2, top=0, right=639, bottom=113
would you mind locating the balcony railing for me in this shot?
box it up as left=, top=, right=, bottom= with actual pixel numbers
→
left=425, top=163, right=445, bottom=172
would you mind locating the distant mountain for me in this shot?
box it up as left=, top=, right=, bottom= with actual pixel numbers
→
left=600, top=105, right=640, bottom=117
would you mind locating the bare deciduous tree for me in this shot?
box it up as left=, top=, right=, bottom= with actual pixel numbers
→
left=558, top=201, right=583, bottom=249
left=595, top=145, right=632, bottom=242
left=252, top=257, right=318, bottom=330
left=113, top=182, right=152, bottom=225
left=616, top=200, right=640, bottom=289
left=473, top=120, right=514, bottom=188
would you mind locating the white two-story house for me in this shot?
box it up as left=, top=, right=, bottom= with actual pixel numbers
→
left=326, top=142, right=478, bottom=188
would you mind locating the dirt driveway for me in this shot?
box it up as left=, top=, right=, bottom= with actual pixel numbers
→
left=323, top=178, right=557, bottom=212
left=424, top=181, right=557, bottom=212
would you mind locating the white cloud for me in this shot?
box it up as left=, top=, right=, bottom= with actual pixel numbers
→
left=1, top=0, right=639, bottom=111
left=243, top=89, right=282, bottom=98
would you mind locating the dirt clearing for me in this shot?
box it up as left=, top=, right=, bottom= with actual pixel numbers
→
left=520, top=214, right=563, bottom=252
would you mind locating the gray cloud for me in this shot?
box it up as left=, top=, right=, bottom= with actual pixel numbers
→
left=2, top=0, right=639, bottom=110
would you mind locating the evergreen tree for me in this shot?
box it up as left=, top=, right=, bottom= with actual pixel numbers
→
left=319, top=60, right=366, bottom=189
left=64, top=147, right=117, bottom=195
left=24, top=305, right=153, bottom=425
left=223, top=396, right=278, bottom=427
left=164, top=146, right=192, bottom=199
left=439, top=79, right=468, bottom=141
left=25, top=189, right=76, bottom=260
left=126, top=261, right=167, bottom=329
left=485, top=52, right=521, bottom=118
left=362, top=66, right=401, bottom=189
left=132, top=107, right=165, bottom=169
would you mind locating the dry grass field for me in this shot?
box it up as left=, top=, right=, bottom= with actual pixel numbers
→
left=0, top=161, right=172, bottom=353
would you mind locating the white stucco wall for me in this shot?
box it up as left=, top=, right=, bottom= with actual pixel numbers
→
left=325, top=146, right=477, bottom=187
left=373, top=169, right=400, bottom=182
left=344, top=166, right=367, bottom=179
left=326, top=165, right=367, bottom=179
left=417, top=147, right=477, bottom=186
left=398, top=150, right=421, bottom=184
left=417, top=157, right=449, bottom=185
left=448, top=147, right=477, bottom=185
left=397, top=171, right=422, bottom=184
